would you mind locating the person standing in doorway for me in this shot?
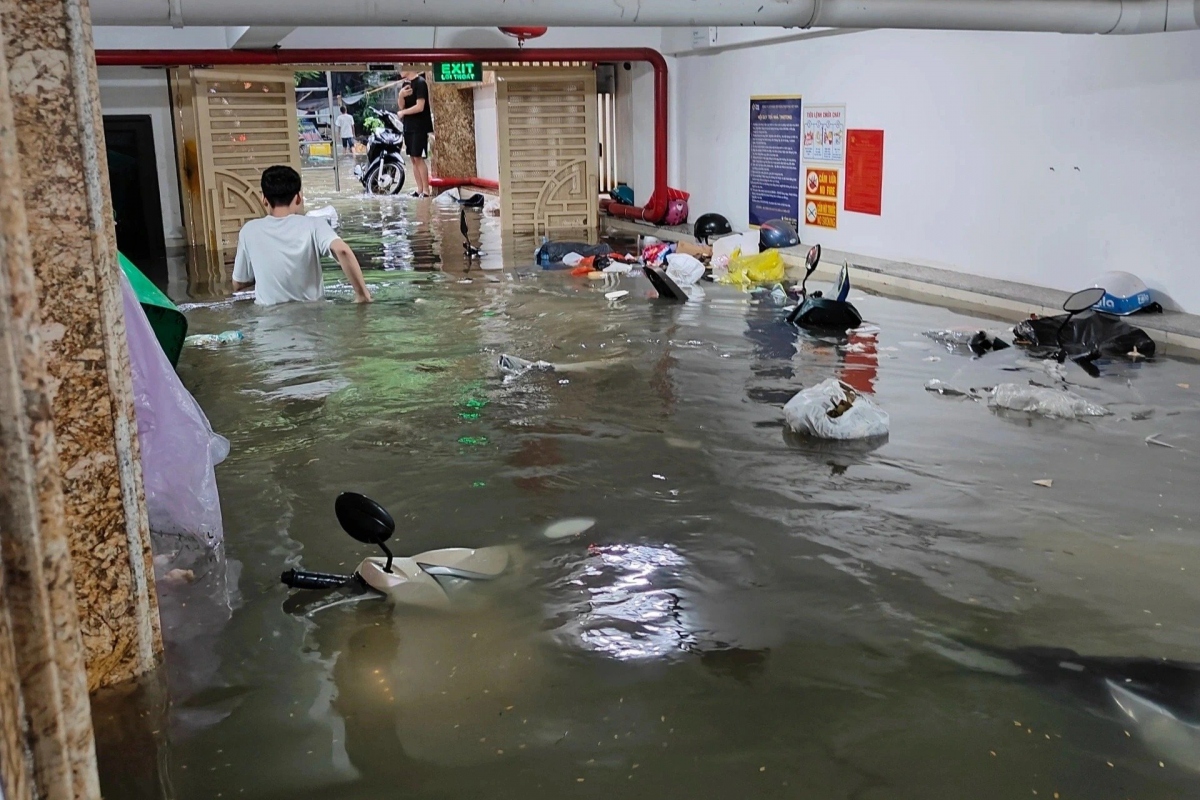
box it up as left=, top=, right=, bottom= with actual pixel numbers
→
left=397, top=70, right=433, bottom=198
left=335, top=106, right=356, bottom=156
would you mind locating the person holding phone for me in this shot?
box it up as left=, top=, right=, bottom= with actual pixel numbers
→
left=397, top=70, right=434, bottom=198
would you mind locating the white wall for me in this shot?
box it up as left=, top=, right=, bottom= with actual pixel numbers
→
left=473, top=84, right=499, bottom=182
left=96, top=66, right=185, bottom=247
left=677, top=28, right=1200, bottom=311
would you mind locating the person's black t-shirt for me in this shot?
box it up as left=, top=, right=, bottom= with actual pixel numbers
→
left=402, top=75, right=433, bottom=134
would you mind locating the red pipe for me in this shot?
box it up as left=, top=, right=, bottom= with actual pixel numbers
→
left=95, top=47, right=671, bottom=224
left=430, top=177, right=499, bottom=192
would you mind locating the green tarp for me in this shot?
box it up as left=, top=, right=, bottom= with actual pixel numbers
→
left=119, top=252, right=187, bottom=367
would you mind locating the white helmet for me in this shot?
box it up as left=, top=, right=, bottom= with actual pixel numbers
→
left=1093, top=271, right=1154, bottom=316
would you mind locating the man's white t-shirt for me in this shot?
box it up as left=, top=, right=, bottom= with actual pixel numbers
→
left=336, top=113, right=355, bottom=140
left=232, top=215, right=339, bottom=306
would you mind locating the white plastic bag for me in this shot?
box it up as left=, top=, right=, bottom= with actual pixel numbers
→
left=712, top=231, right=758, bottom=264
left=784, top=378, right=890, bottom=440
left=665, top=253, right=705, bottom=286
left=988, top=383, right=1111, bottom=419
left=122, top=274, right=228, bottom=544
left=305, top=205, right=339, bottom=229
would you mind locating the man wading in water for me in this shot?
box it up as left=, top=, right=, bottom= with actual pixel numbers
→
left=233, top=165, right=372, bottom=305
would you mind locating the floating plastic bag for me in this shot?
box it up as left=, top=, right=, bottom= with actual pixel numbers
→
left=122, top=273, right=228, bottom=544
left=783, top=378, right=890, bottom=440
left=185, top=330, right=244, bottom=348
left=665, top=253, right=705, bottom=287
left=988, top=383, right=1111, bottom=419
left=305, top=205, right=339, bottom=229
left=720, top=248, right=785, bottom=290
left=924, top=328, right=1011, bottom=356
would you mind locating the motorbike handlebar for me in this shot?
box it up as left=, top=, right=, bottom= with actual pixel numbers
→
left=281, top=568, right=355, bottom=590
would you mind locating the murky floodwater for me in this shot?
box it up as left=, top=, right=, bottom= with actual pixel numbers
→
left=98, top=191, right=1200, bottom=800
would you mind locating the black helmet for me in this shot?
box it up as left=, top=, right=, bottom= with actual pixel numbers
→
left=694, top=212, right=732, bottom=244
left=759, top=219, right=800, bottom=250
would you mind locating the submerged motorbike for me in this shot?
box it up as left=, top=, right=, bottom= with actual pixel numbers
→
left=1012, top=286, right=1156, bottom=376
left=354, top=108, right=406, bottom=195
left=786, top=244, right=864, bottom=331
left=281, top=492, right=509, bottom=611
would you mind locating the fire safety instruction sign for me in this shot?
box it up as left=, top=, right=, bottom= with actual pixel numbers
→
left=748, top=95, right=802, bottom=228
left=802, top=105, right=846, bottom=164
left=805, top=167, right=839, bottom=229
left=845, top=129, right=884, bottom=216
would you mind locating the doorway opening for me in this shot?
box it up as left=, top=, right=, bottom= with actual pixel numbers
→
left=104, top=114, right=168, bottom=280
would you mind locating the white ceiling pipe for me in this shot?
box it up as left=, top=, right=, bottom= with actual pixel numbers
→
left=89, top=0, right=1199, bottom=33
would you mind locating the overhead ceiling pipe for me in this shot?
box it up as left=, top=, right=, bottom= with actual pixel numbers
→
left=90, top=0, right=1199, bottom=33
left=94, top=47, right=673, bottom=223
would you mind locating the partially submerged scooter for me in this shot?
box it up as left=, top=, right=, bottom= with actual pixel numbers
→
left=786, top=245, right=864, bottom=331
left=643, top=264, right=689, bottom=302
left=280, top=492, right=509, bottom=611
left=1014, top=286, right=1156, bottom=375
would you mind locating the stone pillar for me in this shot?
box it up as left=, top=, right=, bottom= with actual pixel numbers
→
left=0, top=0, right=161, bottom=693
left=0, top=11, right=100, bottom=800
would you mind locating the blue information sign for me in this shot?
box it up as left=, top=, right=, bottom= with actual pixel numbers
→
left=748, top=96, right=802, bottom=228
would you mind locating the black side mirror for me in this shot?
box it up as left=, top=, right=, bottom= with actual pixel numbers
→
left=335, top=492, right=397, bottom=573
left=1055, top=287, right=1107, bottom=361
left=800, top=244, right=821, bottom=296
left=1063, top=287, right=1106, bottom=314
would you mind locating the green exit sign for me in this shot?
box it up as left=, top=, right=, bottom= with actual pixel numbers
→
left=434, top=61, right=483, bottom=83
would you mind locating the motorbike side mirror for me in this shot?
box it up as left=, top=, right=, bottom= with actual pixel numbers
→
left=805, top=244, right=822, bottom=275
left=335, top=492, right=397, bottom=573
left=800, top=244, right=821, bottom=295
left=1055, top=287, right=1107, bottom=361
left=1063, top=287, right=1106, bottom=314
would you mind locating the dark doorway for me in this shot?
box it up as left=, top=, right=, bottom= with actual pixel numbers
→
left=103, top=115, right=167, bottom=269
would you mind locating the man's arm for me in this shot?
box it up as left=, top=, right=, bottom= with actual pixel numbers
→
left=397, top=98, right=425, bottom=118
left=232, top=235, right=254, bottom=292
left=330, top=238, right=372, bottom=303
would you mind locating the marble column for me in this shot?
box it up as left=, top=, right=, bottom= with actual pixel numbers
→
left=0, top=0, right=161, bottom=695
left=0, top=12, right=100, bottom=800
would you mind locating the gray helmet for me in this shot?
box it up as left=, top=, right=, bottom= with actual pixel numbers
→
left=759, top=219, right=800, bottom=250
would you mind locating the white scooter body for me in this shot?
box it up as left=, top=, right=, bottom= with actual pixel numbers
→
left=358, top=546, right=511, bottom=610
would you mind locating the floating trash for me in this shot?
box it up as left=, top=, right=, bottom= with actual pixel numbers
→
left=185, top=330, right=244, bottom=347
left=544, top=518, right=596, bottom=540
left=988, top=384, right=1111, bottom=419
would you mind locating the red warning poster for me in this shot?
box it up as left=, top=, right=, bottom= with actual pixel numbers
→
left=845, top=129, right=884, bottom=216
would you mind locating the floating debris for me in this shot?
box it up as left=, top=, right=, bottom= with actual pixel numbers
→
left=1033, top=479, right=1054, bottom=488
left=544, top=518, right=596, bottom=540
left=925, top=379, right=969, bottom=397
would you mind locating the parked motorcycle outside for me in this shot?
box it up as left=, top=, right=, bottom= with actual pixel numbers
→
left=354, top=107, right=406, bottom=195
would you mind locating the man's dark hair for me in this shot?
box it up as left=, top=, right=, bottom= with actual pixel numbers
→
left=261, top=165, right=302, bottom=208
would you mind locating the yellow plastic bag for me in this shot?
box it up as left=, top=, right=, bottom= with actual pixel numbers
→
left=718, top=248, right=786, bottom=290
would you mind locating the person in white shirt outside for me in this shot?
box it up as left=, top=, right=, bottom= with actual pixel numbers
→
left=334, top=106, right=356, bottom=156
left=233, top=165, right=372, bottom=306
